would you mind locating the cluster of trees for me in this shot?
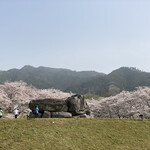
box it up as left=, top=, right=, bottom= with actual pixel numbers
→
left=67, top=67, right=150, bottom=96
left=0, top=81, right=72, bottom=112
left=1, top=66, right=150, bottom=97
left=0, top=65, right=102, bottom=90
left=88, top=86, right=150, bottom=118
left=1, top=80, right=150, bottom=119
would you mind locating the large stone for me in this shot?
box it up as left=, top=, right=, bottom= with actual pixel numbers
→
left=28, top=95, right=90, bottom=118
left=42, top=111, right=51, bottom=118
left=51, top=112, right=72, bottom=118
left=29, top=112, right=35, bottom=118
left=29, top=98, right=68, bottom=112
left=29, top=112, right=42, bottom=118
left=66, top=94, right=90, bottom=116
left=73, top=114, right=91, bottom=118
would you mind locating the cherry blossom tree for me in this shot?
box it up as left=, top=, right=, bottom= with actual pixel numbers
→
left=0, top=81, right=73, bottom=112
left=88, top=86, right=150, bottom=118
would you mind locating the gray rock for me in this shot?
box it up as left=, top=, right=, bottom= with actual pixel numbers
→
left=29, top=112, right=42, bottom=118
left=28, top=95, right=91, bottom=118
left=79, top=114, right=91, bottom=118
left=66, top=94, right=90, bottom=116
left=73, top=114, right=91, bottom=118
left=29, top=98, right=68, bottom=112
left=51, top=112, right=72, bottom=118
left=42, top=111, right=51, bottom=118
left=29, top=112, right=35, bottom=118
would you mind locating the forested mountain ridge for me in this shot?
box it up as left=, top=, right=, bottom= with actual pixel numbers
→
left=107, top=67, right=150, bottom=91
left=0, top=65, right=104, bottom=90
left=0, top=66, right=150, bottom=96
left=65, top=67, right=150, bottom=96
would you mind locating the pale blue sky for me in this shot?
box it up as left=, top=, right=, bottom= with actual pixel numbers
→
left=0, top=0, right=150, bottom=73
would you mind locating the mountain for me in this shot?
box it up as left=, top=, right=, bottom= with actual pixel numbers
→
left=107, top=67, right=150, bottom=91
left=0, top=66, right=150, bottom=96
left=0, top=65, right=104, bottom=90
left=66, top=67, right=150, bottom=96
left=65, top=76, right=110, bottom=96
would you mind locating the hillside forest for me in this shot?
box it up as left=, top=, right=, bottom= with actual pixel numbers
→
left=0, top=66, right=150, bottom=97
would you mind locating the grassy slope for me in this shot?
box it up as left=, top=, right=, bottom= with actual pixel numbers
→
left=0, top=118, right=150, bottom=150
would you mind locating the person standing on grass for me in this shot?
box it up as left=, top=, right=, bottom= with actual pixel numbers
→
left=0, top=108, right=3, bottom=118
left=34, top=106, right=39, bottom=118
left=13, top=108, right=19, bottom=119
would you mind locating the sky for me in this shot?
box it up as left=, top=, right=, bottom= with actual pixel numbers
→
left=0, top=0, right=150, bottom=74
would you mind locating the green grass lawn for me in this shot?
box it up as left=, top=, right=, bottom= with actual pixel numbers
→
left=0, top=118, right=150, bottom=150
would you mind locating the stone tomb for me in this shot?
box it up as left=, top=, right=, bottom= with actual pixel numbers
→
left=29, top=94, right=90, bottom=118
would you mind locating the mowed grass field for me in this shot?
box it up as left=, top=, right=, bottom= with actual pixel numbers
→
left=0, top=118, right=150, bottom=150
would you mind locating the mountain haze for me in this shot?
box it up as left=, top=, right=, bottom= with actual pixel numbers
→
left=66, top=67, right=150, bottom=96
left=0, top=65, right=104, bottom=90
left=0, top=66, right=150, bottom=96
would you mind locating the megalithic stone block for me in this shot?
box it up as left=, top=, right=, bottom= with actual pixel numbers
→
left=29, top=98, right=68, bottom=112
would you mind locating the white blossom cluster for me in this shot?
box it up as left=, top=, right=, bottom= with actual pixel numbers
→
left=88, top=86, right=150, bottom=118
left=0, top=81, right=73, bottom=112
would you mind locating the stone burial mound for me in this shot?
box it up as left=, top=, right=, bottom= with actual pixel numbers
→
left=29, top=94, right=91, bottom=118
